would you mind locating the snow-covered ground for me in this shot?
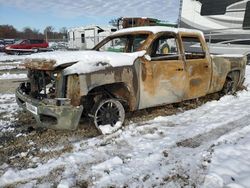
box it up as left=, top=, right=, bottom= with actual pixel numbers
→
left=0, top=94, right=18, bottom=133
left=0, top=65, right=19, bottom=70
left=0, top=52, right=29, bottom=62
left=0, top=73, right=27, bottom=80
left=0, top=53, right=28, bottom=80
left=1, top=52, right=250, bottom=187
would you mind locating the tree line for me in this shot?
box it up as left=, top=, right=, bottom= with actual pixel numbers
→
left=0, top=25, right=67, bottom=40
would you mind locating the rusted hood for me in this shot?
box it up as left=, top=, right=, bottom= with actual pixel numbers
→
left=23, top=58, right=57, bottom=71
left=23, top=50, right=146, bottom=73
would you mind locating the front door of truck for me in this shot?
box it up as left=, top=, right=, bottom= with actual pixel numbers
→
left=139, top=33, right=188, bottom=109
left=180, top=34, right=212, bottom=99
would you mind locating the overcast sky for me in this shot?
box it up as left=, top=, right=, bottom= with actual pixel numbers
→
left=0, top=0, right=180, bottom=32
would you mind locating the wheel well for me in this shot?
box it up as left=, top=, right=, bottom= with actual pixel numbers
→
left=81, top=83, right=131, bottom=112
left=226, top=70, right=240, bottom=82
left=225, top=70, right=241, bottom=90
left=247, top=54, right=250, bottom=64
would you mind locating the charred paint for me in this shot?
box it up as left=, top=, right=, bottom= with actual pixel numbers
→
left=139, top=58, right=187, bottom=109
left=80, top=66, right=138, bottom=111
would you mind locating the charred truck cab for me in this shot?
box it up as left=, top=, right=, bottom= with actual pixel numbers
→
left=16, top=26, right=247, bottom=133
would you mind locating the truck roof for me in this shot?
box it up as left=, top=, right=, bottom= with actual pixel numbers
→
left=113, top=26, right=204, bottom=36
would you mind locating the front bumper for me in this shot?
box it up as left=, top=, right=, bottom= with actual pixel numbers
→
left=16, top=87, right=83, bottom=130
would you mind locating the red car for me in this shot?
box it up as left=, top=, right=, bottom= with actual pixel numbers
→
left=5, top=39, right=49, bottom=54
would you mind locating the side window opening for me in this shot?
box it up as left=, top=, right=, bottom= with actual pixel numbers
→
left=22, top=40, right=29, bottom=45
left=181, top=36, right=206, bottom=60
left=131, top=34, right=148, bottom=52
left=150, top=34, right=179, bottom=61
left=99, top=37, right=128, bottom=52
left=96, top=34, right=148, bottom=53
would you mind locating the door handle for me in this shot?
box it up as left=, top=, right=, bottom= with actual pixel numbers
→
left=204, top=65, right=209, bottom=68
left=176, top=68, right=184, bottom=71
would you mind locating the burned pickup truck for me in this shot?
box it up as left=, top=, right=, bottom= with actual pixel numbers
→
left=16, top=26, right=246, bottom=133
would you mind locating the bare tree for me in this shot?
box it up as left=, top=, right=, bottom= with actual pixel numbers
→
left=0, top=24, right=67, bottom=40
left=23, top=27, right=34, bottom=38
left=109, top=17, right=122, bottom=28
left=0, top=25, right=18, bottom=38
left=44, top=26, right=54, bottom=41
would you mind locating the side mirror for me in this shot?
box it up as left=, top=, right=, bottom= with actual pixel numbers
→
left=144, top=54, right=151, bottom=61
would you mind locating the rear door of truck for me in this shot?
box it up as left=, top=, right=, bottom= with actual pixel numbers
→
left=179, top=33, right=212, bottom=99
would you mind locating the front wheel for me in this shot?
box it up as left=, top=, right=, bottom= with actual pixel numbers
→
left=91, top=98, right=125, bottom=134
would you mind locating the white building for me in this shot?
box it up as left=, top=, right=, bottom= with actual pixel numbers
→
left=67, top=25, right=117, bottom=50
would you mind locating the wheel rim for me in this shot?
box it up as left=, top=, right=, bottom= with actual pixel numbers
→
left=94, top=99, right=125, bottom=127
left=223, top=79, right=234, bottom=94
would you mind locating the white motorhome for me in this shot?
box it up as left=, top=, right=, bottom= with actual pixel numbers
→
left=179, top=0, right=250, bottom=63
left=179, top=0, right=250, bottom=40
left=68, top=25, right=117, bottom=50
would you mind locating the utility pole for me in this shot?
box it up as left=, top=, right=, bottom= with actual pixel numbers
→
left=177, top=0, right=184, bottom=28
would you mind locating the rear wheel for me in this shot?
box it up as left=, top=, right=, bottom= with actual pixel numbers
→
left=13, top=51, right=20, bottom=55
left=221, top=72, right=239, bottom=95
left=91, top=98, right=125, bottom=134
left=222, top=78, right=235, bottom=95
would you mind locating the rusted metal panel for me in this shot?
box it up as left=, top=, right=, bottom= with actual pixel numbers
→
left=66, top=75, right=81, bottom=106
left=208, top=55, right=246, bottom=93
left=184, top=57, right=212, bottom=99
left=208, top=56, right=231, bottom=93
left=24, top=58, right=56, bottom=70
left=78, top=66, right=138, bottom=111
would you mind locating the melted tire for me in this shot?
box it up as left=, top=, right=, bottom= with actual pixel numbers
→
left=91, top=98, right=125, bottom=134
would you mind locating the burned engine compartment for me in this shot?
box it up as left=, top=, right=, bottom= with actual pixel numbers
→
left=20, top=70, right=57, bottom=100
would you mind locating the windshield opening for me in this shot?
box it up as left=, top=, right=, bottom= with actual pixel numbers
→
left=95, top=34, right=148, bottom=53
left=14, top=40, right=24, bottom=44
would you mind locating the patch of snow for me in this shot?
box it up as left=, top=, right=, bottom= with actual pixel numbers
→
left=211, top=54, right=245, bottom=58
left=0, top=73, right=27, bottom=80
left=0, top=53, right=30, bottom=62
left=0, top=94, right=18, bottom=132
left=91, top=156, right=123, bottom=171
left=98, top=122, right=123, bottom=135
left=113, top=26, right=204, bottom=36
left=57, top=180, right=71, bottom=188
left=16, top=133, right=24, bottom=138
left=203, top=125, right=250, bottom=188
left=0, top=65, right=18, bottom=70
left=0, top=61, right=23, bottom=66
